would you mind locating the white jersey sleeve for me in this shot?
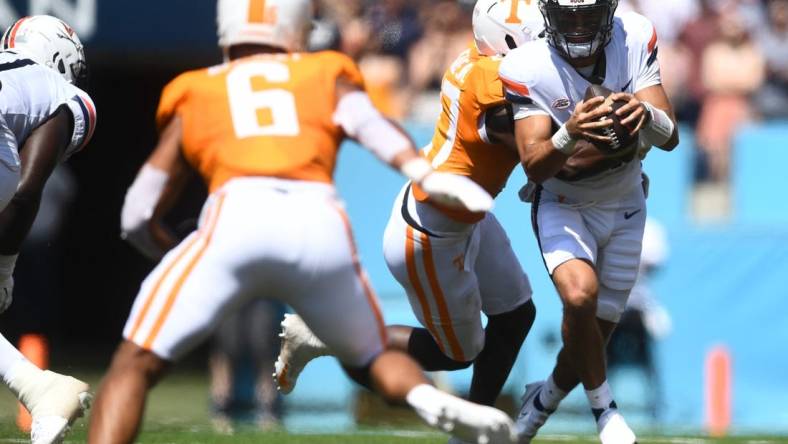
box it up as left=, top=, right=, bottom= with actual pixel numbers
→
left=498, top=43, right=538, bottom=106
left=62, top=87, right=96, bottom=159
left=499, top=42, right=554, bottom=121
left=512, top=101, right=550, bottom=120
left=620, top=11, right=661, bottom=92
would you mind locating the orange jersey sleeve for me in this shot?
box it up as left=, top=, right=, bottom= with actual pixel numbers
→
left=156, top=51, right=365, bottom=192
left=413, top=46, right=520, bottom=223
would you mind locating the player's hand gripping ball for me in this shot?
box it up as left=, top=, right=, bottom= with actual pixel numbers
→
left=582, top=84, right=638, bottom=156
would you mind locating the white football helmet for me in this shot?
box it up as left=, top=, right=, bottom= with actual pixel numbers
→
left=1, top=15, right=87, bottom=87
left=472, top=0, right=544, bottom=56
left=217, top=0, right=313, bottom=52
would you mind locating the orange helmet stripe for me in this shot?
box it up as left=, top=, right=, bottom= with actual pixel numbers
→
left=248, top=0, right=266, bottom=23
left=7, top=16, right=30, bottom=49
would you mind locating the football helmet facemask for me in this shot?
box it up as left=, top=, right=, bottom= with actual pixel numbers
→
left=1, top=15, right=87, bottom=88
left=538, top=0, right=618, bottom=60
left=473, top=0, right=544, bottom=56
left=217, top=0, right=313, bottom=53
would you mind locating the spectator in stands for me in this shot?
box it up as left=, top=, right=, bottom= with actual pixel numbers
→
left=407, top=1, right=473, bottom=94
left=696, top=2, right=765, bottom=182
left=754, top=0, right=788, bottom=119
left=309, top=0, right=342, bottom=52
left=677, top=0, right=722, bottom=125
left=365, top=0, right=423, bottom=59
left=618, top=0, right=699, bottom=44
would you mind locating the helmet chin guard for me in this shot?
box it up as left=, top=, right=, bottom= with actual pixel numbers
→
left=538, top=0, right=617, bottom=61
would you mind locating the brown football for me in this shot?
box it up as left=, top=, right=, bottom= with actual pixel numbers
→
left=556, top=139, right=637, bottom=181
left=583, top=84, right=637, bottom=156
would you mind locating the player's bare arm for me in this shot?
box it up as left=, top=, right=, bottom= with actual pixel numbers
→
left=0, top=106, right=72, bottom=255
left=121, top=116, right=194, bottom=259
left=516, top=97, right=613, bottom=184
left=611, top=84, right=679, bottom=151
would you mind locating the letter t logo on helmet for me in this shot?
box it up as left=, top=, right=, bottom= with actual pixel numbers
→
left=217, top=0, right=314, bottom=53
left=472, top=0, right=545, bottom=56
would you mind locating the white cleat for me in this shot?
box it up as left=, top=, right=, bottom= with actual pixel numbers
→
left=597, top=408, right=637, bottom=444
left=18, top=370, right=92, bottom=444
left=273, top=314, right=329, bottom=394
left=515, top=382, right=553, bottom=443
left=409, top=386, right=516, bottom=444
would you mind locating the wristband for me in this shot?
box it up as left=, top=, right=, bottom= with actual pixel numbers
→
left=400, top=157, right=433, bottom=184
left=551, top=124, right=578, bottom=156
left=641, top=102, right=675, bottom=146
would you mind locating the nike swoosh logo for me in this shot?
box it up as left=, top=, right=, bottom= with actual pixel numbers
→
left=624, top=209, right=641, bottom=220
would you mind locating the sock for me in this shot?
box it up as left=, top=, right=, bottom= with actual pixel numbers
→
left=539, top=374, right=568, bottom=411
left=586, top=380, right=616, bottom=422
left=0, top=333, right=30, bottom=386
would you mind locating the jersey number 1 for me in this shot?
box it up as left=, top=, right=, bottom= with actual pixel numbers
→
left=227, top=61, right=300, bottom=139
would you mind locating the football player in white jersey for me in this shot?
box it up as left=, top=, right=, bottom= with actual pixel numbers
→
left=0, top=15, right=96, bottom=444
left=498, top=0, right=678, bottom=443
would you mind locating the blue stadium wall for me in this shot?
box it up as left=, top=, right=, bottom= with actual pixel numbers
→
left=284, top=122, right=788, bottom=434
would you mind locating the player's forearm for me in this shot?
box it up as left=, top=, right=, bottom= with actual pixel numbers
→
left=0, top=194, right=41, bottom=254
left=519, top=139, right=570, bottom=184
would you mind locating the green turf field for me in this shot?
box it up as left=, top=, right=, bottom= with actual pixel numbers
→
left=0, top=370, right=785, bottom=443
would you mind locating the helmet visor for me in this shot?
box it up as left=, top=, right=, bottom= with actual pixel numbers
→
left=546, top=4, right=610, bottom=44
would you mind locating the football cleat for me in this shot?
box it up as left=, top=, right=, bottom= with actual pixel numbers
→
left=15, top=370, right=92, bottom=444
left=273, top=314, right=329, bottom=394
left=515, top=382, right=554, bottom=443
left=597, top=407, right=637, bottom=444
left=409, top=386, right=517, bottom=444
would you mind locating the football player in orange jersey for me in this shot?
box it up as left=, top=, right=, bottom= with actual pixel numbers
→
left=87, top=1, right=520, bottom=443
left=273, top=0, right=544, bottom=433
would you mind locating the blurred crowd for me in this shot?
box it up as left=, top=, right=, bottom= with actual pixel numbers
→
left=311, top=0, right=788, bottom=185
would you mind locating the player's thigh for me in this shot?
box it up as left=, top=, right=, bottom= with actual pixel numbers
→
left=596, top=192, right=646, bottom=321
left=122, top=192, right=257, bottom=361
left=383, top=209, right=484, bottom=362
left=475, top=214, right=533, bottom=316
left=532, top=188, right=598, bottom=275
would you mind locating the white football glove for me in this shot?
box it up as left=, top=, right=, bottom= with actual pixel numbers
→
left=400, top=157, right=493, bottom=213
left=419, top=172, right=494, bottom=213
left=0, top=276, right=12, bottom=314
left=0, top=254, right=17, bottom=314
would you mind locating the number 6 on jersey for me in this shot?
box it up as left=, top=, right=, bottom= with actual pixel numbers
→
left=227, top=61, right=300, bottom=138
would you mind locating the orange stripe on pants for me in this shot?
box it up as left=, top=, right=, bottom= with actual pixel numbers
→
left=404, top=226, right=445, bottom=355
left=141, top=194, right=227, bottom=350
left=127, top=234, right=202, bottom=343
left=419, top=232, right=465, bottom=362
left=333, top=204, right=387, bottom=347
